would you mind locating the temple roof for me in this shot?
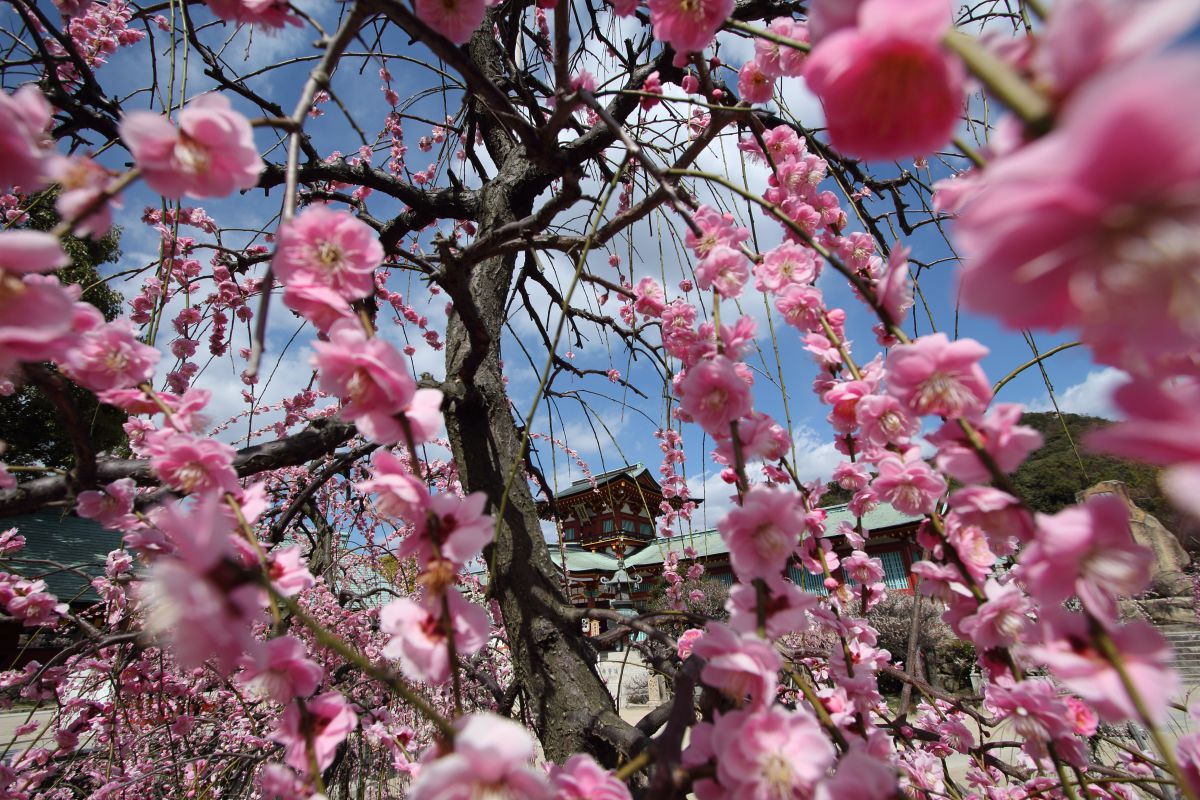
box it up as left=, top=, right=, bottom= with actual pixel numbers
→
left=548, top=502, right=921, bottom=574
left=4, top=512, right=122, bottom=603
left=550, top=464, right=655, bottom=502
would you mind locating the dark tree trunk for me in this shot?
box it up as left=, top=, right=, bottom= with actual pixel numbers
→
left=440, top=174, right=639, bottom=763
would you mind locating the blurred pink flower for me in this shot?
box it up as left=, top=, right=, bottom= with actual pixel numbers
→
left=1017, top=494, right=1151, bottom=614
left=313, top=320, right=425, bottom=445
left=718, top=486, right=804, bottom=581
left=1027, top=610, right=1178, bottom=724
left=280, top=282, right=355, bottom=333
left=120, top=93, right=263, bottom=199
left=76, top=478, right=138, bottom=531
left=271, top=692, right=357, bottom=775
left=710, top=706, right=835, bottom=797
left=413, top=0, right=486, bottom=44
left=550, top=754, right=631, bottom=800
left=956, top=55, right=1200, bottom=377
left=146, top=430, right=239, bottom=495
left=63, top=319, right=160, bottom=393
left=646, top=0, right=733, bottom=54
left=927, top=403, right=1042, bottom=484
left=204, top=0, right=302, bottom=29
left=0, top=86, right=52, bottom=193
left=380, top=588, right=489, bottom=684
left=240, top=635, right=323, bottom=703
left=357, top=449, right=430, bottom=522
left=398, top=491, right=493, bottom=570
left=804, top=0, right=963, bottom=160
left=871, top=452, right=946, bottom=516
left=408, top=713, right=552, bottom=800
left=0, top=231, right=70, bottom=274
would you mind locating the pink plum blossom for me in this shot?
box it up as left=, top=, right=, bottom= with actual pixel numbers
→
left=398, top=491, right=494, bottom=570
left=140, top=555, right=266, bottom=672
left=694, top=245, right=750, bottom=299
left=0, top=86, right=52, bottom=193
left=357, top=449, right=430, bottom=522
left=803, top=0, right=964, bottom=160
left=727, top=579, right=815, bottom=639
left=1027, top=609, right=1178, bottom=724
left=677, top=627, right=703, bottom=659
left=146, top=429, right=239, bottom=495
left=413, top=0, right=487, bottom=44
left=240, top=635, right=323, bottom=703
left=380, top=588, right=489, bottom=684
left=703, top=706, right=835, bottom=798
left=408, top=713, right=553, bottom=800
left=120, top=93, right=264, bottom=199
left=692, top=622, right=780, bottom=707
left=755, top=242, right=817, bottom=293
left=313, top=320, right=441, bottom=445
left=953, top=578, right=1031, bottom=650
left=927, top=403, right=1043, bottom=484
left=738, top=59, right=775, bottom=104
left=204, top=0, right=302, bottom=28
left=46, top=155, right=122, bottom=238
left=754, top=17, right=809, bottom=78
left=713, top=411, right=789, bottom=464
left=949, top=486, right=1035, bottom=544
left=0, top=274, right=77, bottom=372
left=0, top=231, right=70, bottom=275
left=76, top=478, right=138, bottom=530
left=273, top=206, right=383, bottom=302
left=718, top=486, right=804, bottom=581
left=775, top=283, right=825, bottom=331
left=646, top=0, right=734, bottom=54
left=0, top=578, right=68, bottom=627
left=678, top=355, right=753, bottom=436
left=986, top=679, right=1075, bottom=761
left=271, top=692, right=357, bottom=775
left=280, top=281, right=355, bottom=332
left=885, top=333, right=991, bottom=419
left=686, top=206, right=749, bottom=258
left=1017, top=495, right=1152, bottom=614
left=1087, top=380, right=1200, bottom=519
left=267, top=545, right=314, bottom=596
left=1065, top=696, right=1099, bottom=737
left=855, top=393, right=918, bottom=448
left=550, top=754, right=632, bottom=800
left=956, top=55, right=1200, bottom=377
left=871, top=452, right=946, bottom=516
left=815, top=749, right=900, bottom=800
left=63, top=320, right=160, bottom=393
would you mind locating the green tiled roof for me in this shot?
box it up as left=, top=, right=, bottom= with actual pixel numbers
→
left=588, top=502, right=921, bottom=571
left=549, top=546, right=620, bottom=572
left=2, top=512, right=122, bottom=603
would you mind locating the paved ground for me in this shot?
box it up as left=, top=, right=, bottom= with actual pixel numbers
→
left=0, top=708, right=55, bottom=752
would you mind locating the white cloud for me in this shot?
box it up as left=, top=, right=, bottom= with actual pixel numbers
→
left=789, top=424, right=843, bottom=485
left=1027, top=367, right=1129, bottom=420
left=685, top=468, right=739, bottom=531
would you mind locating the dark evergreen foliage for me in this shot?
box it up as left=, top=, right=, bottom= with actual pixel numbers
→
left=0, top=197, right=128, bottom=468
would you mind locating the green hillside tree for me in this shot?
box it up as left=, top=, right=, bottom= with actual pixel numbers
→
left=0, top=196, right=128, bottom=468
